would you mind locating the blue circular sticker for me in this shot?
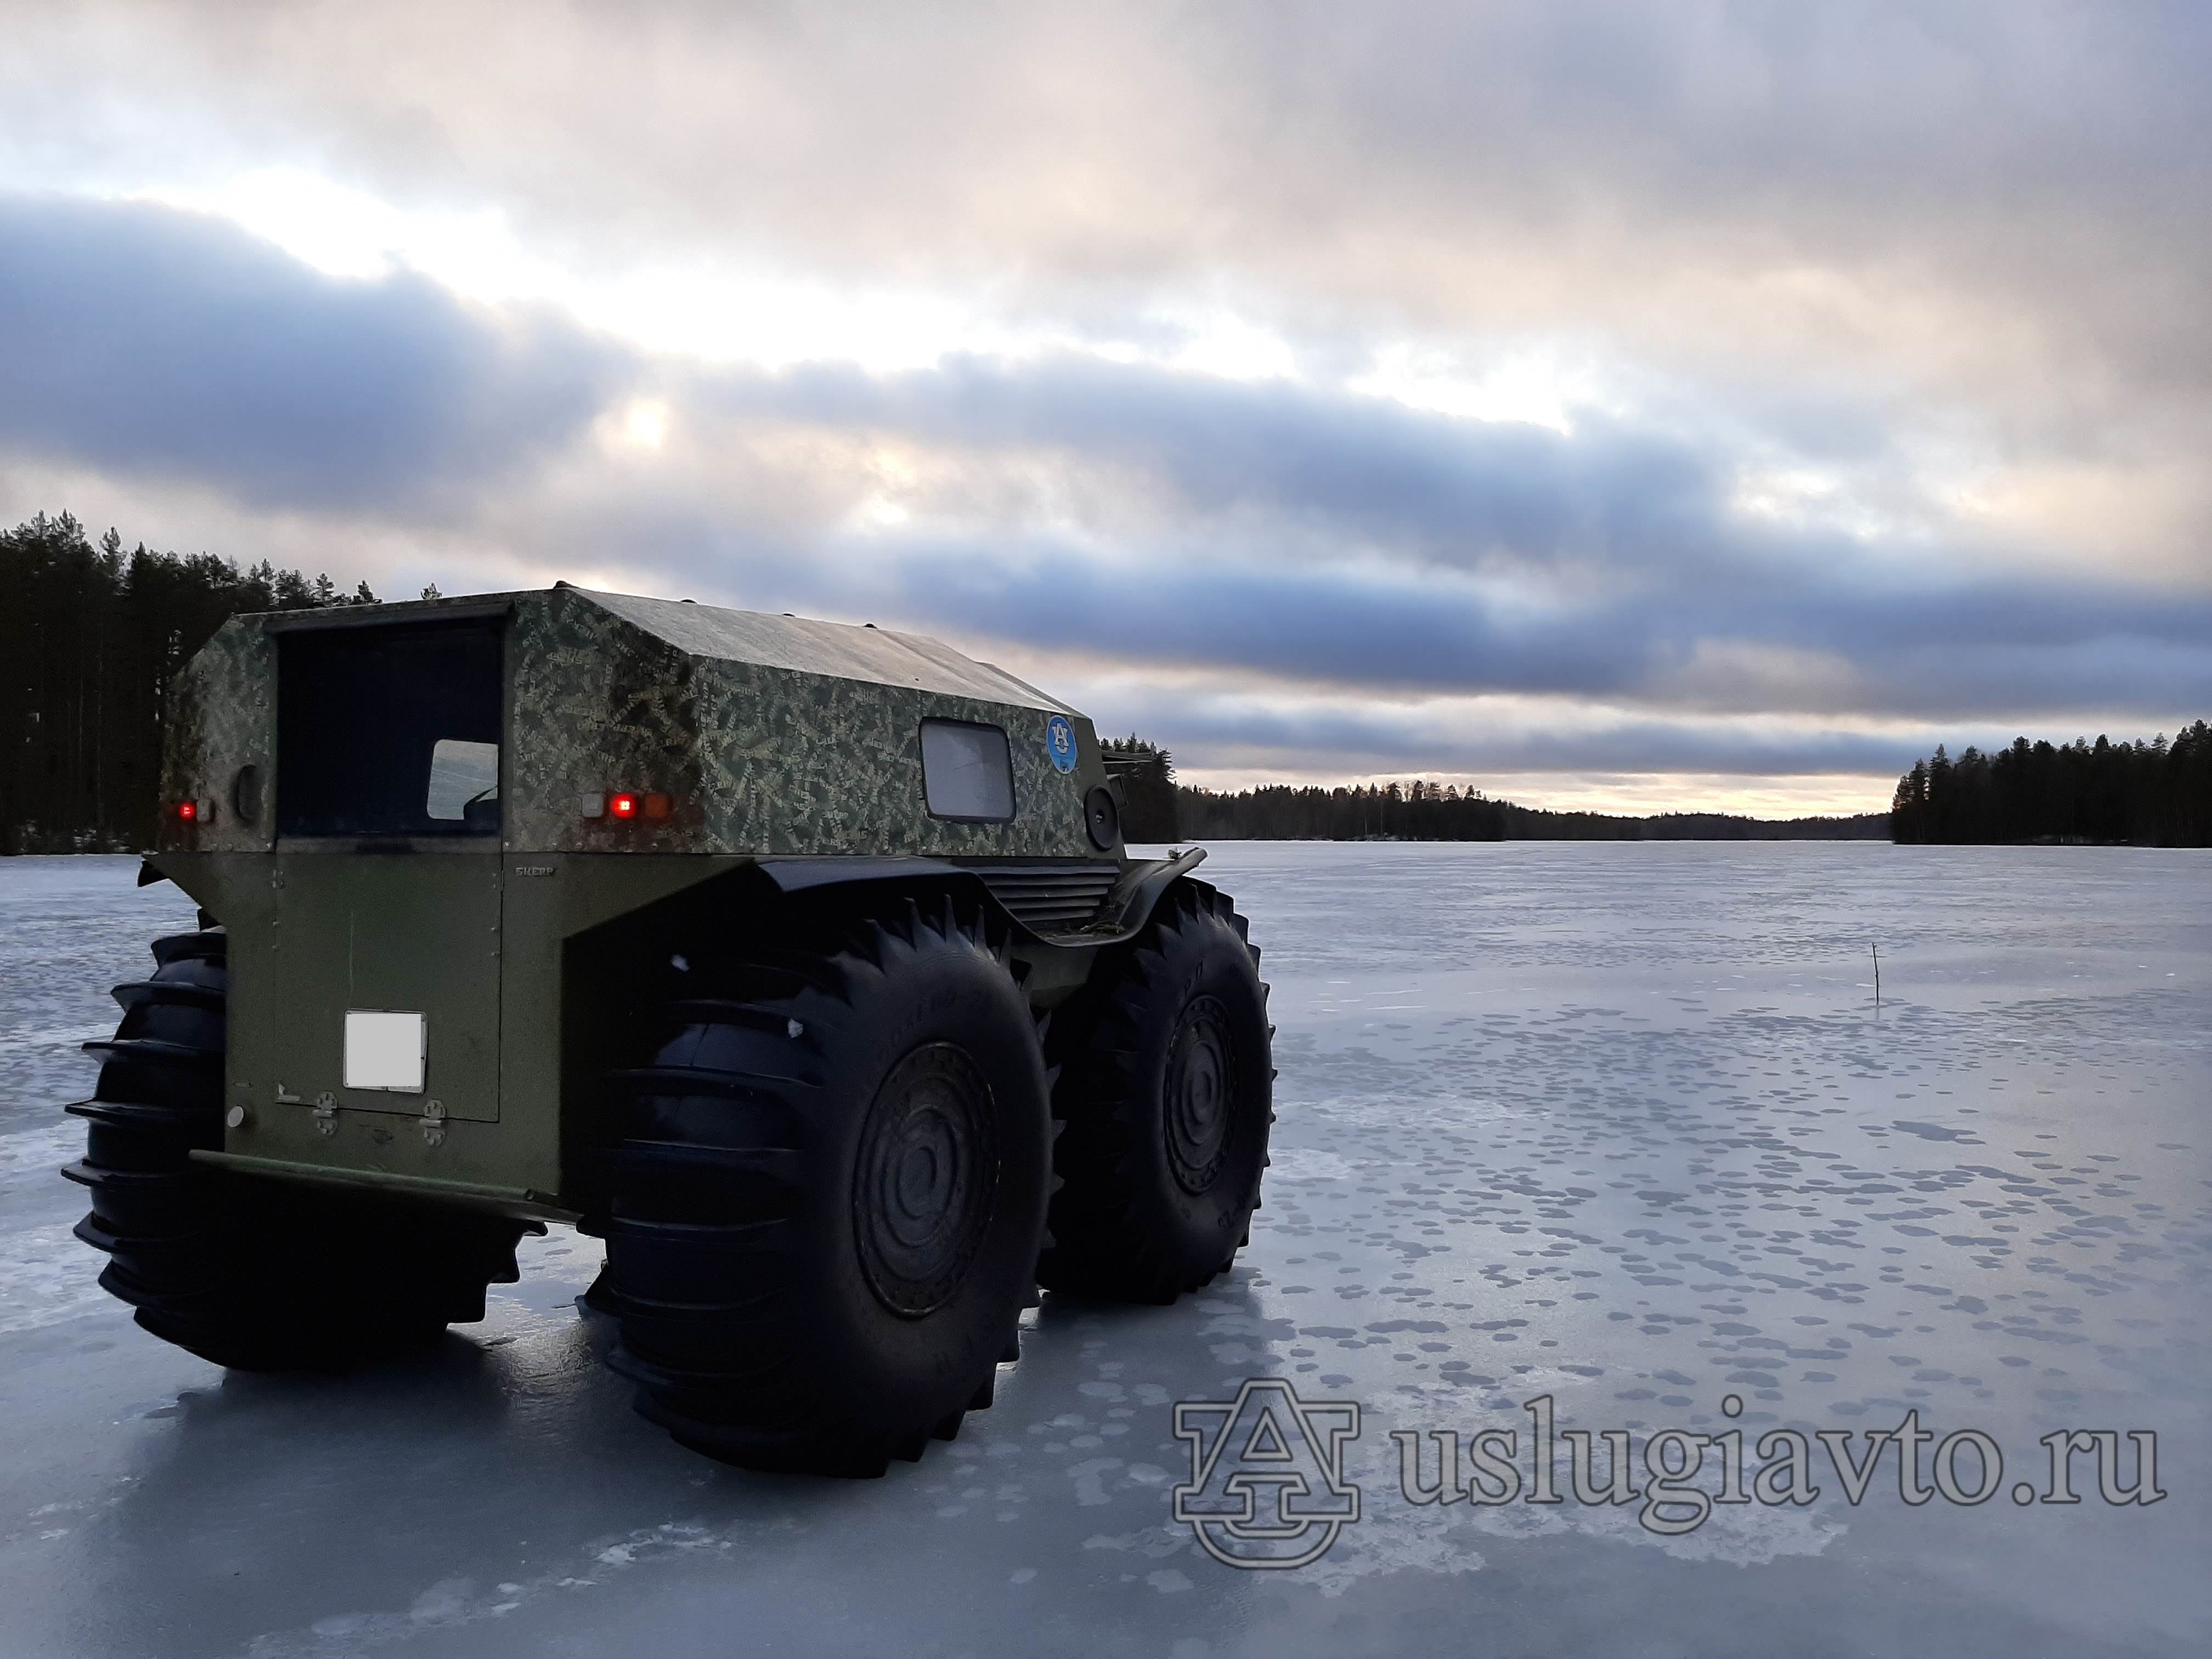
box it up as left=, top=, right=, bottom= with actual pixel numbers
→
left=1045, top=715, right=1078, bottom=774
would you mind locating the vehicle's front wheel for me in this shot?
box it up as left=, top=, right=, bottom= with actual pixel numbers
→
left=597, top=895, right=1051, bottom=1476
left=1039, top=880, right=1272, bottom=1302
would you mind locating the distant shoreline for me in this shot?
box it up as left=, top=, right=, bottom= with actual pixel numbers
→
left=1170, top=782, right=1891, bottom=844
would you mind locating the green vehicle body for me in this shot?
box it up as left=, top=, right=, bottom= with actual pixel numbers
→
left=145, top=584, right=1198, bottom=1229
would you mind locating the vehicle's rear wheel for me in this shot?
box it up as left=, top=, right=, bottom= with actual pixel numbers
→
left=596, top=894, right=1051, bottom=1476
left=1039, top=880, right=1272, bottom=1302
left=63, top=926, right=533, bottom=1371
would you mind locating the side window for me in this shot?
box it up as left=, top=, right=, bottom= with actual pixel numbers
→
left=426, top=738, right=500, bottom=824
left=920, top=720, right=1014, bottom=822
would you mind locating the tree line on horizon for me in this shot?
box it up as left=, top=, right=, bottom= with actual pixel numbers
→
left=1, top=512, right=381, bottom=853
left=1099, top=736, right=1888, bottom=843
left=1888, top=727, right=2211, bottom=846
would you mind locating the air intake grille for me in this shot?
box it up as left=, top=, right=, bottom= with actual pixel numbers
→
left=975, top=864, right=1119, bottom=932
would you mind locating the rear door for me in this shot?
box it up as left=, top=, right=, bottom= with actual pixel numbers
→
left=261, top=851, right=504, bottom=1120
left=238, top=615, right=509, bottom=1122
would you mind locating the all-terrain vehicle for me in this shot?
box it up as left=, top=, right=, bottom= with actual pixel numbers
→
left=62, top=586, right=1271, bottom=1475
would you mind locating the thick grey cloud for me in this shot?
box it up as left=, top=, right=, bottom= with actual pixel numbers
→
left=0, top=196, right=619, bottom=509
left=1081, top=698, right=1937, bottom=783
left=806, top=532, right=2211, bottom=723
left=704, top=359, right=1721, bottom=578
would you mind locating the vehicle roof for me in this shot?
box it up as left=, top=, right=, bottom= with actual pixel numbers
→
left=581, top=589, right=1073, bottom=713
left=255, top=585, right=1074, bottom=714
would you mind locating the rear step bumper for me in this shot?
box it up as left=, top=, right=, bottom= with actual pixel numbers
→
left=187, top=1149, right=579, bottom=1224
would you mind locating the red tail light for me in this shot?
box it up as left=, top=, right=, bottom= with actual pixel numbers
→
left=176, top=801, right=198, bottom=822
left=608, top=791, right=639, bottom=820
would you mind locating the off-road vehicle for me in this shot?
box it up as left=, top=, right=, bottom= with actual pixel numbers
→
left=63, top=586, right=1271, bottom=1475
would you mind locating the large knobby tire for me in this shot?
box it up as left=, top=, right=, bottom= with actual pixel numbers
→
left=598, top=895, right=1052, bottom=1477
left=63, top=927, right=532, bottom=1371
left=1038, top=880, right=1272, bottom=1303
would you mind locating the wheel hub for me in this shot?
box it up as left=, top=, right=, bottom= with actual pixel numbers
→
left=1164, top=996, right=1238, bottom=1195
left=855, top=1043, right=999, bottom=1316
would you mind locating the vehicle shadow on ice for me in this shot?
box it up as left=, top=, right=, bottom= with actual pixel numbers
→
left=85, top=1277, right=1266, bottom=1654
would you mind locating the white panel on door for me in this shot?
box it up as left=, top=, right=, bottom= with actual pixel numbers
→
left=344, top=1009, right=427, bottom=1093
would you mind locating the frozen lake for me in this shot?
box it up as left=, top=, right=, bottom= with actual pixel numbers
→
left=2, top=844, right=2206, bottom=1657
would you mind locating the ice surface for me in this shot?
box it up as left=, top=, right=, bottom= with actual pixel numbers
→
left=1, top=845, right=2205, bottom=1656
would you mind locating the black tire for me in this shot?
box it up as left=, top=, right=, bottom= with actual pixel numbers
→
left=1038, top=880, right=1272, bottom=1303
left=63, top=927, right=533, bottom=1371
left=597, top=894, right=1052, bottom=1477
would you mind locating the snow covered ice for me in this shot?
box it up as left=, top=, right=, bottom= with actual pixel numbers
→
left=2, top=844, right=2205, bottom=1657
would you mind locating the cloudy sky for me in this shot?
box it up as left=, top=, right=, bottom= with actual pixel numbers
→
left=4, top=3, right=2208, bottom=813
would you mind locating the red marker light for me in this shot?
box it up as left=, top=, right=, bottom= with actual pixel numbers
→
left=608, top=792, right=639, bottom=820
left=177, top=801, right=198, bottom=822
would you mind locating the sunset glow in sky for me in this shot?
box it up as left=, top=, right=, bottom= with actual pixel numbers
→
left=3, top=3, right=2208, bottom=812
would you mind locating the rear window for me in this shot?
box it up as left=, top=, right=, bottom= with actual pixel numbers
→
left=276, top=620, right=504, bottom=838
